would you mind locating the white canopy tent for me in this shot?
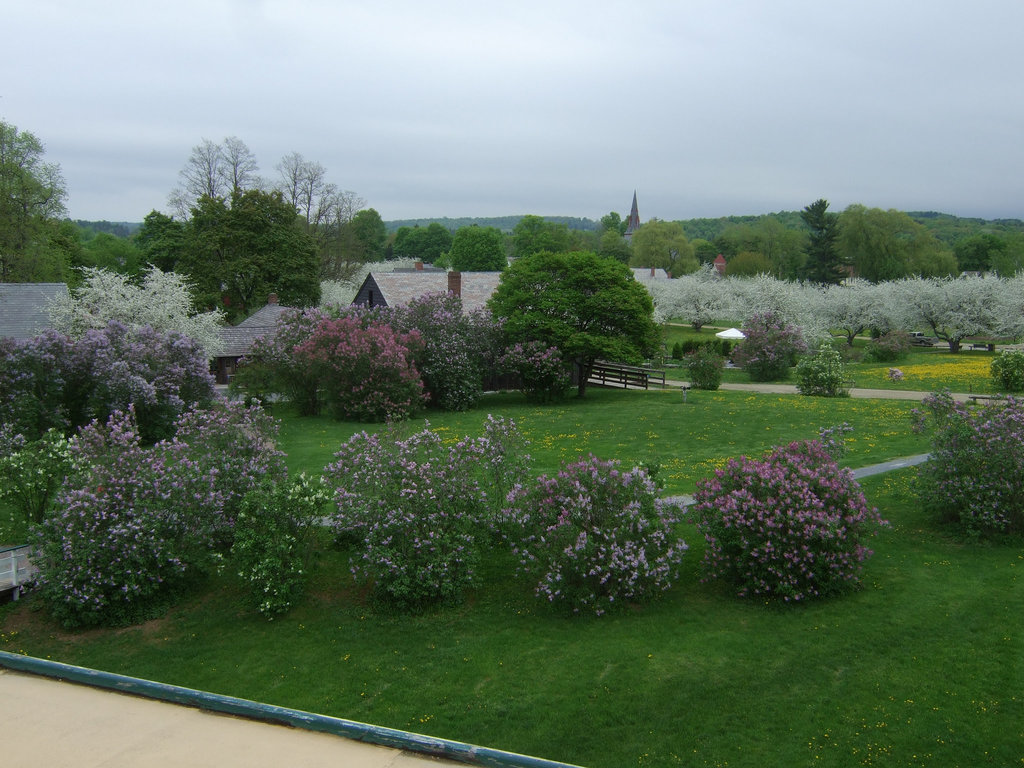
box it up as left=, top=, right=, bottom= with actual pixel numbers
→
left=715, top=327, right=746, bottom=340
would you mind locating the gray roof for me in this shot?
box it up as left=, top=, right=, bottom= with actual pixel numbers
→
left=357, top=272, right=502, bottom=313
left=0, top=283, right=68, bottom=341
left=217, top=302, right=292, bottom=358
left=631, top=267, right=671, bottom=282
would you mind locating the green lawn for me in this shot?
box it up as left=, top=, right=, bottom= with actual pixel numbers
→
left=2, top=386, right=1021, bottom=768
left=3, top=467, right=1021, bottom=768
left=275, top=387, right=930, bottom=495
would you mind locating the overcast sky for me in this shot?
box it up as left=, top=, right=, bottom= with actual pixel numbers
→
left=4, top=0, right=1024, bottom=224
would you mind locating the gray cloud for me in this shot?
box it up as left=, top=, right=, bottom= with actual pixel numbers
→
left=4, top=0, right=1023, bottom=223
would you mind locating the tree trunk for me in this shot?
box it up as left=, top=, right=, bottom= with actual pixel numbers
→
left=576, top=359, right=592, bottom=398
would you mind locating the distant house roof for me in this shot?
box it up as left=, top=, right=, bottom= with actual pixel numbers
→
left=0, top=283, right=68, bottom=341
left=352, top=271, right=502, bottom=313
left=217, top=295, right=291, bottom=358
left=631, top=267, right=670, bottom=282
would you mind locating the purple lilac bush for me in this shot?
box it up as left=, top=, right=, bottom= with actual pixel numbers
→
left=0, top=322, right=215, bottom=443
left=504, top=455, right=688, bottom=615
left=913, top=391, right=1024, bottom=535
left=691, top=433, right=885, bottom=602
left=32, top=402, right=286, bottom=628
left=497, top=341, right=572, bottom=403
left=0, top=332, right=78, bottom=438
left=392, top=293, right=499, bottom=411
left=732, top=311, right=808, bottom=382
left=323, top=417, right=528, bottom=609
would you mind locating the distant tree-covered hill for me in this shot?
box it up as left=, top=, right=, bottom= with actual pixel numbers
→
left=384, top=215, right=599, bottom=234
left=676, top=210, right=1024, bottom=245
left=71, top=220, right=141, bottom=238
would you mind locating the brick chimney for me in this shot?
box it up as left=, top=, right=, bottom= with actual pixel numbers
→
left=267, top=293, right=278, bottom=304
left=650, top=267, right=656, bottom=277
left=415, top=261, right=423, bottom=271
left=448, top=270, right=462, bottom=298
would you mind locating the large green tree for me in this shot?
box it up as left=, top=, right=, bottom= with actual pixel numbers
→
left=629, top=219, right=698, bottom=276
left=800, top=198, right=843, bottom=284
left=178, top=190, right=320, bottom=318
left=135, top=210, right=186, bottom=272
left=447, top=225, right=506, bottom=271
left=349, top=208, right=387, bottom=262
left=839, top=205, right=957, bottom=282
left=488, top=251, right=660, bottom=397
left=512, top=215, right=573, bottom=258
left=0, top=120, right=69, bottom=281
left=392, top=223, right=453, bottom=263
left=954, top=233, right=1006, bottom=272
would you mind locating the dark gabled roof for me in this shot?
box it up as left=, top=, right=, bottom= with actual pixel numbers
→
left=0, top=283, right=68, bottom=341
left=217, top=302, right=292, bottom=358
left=354, top=272, right=502, bottom=313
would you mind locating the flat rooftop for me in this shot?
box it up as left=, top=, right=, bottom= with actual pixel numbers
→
left=0, top=653, right=580, bottom=768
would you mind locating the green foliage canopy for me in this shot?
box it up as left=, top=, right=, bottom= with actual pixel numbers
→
left=488, top=250, right=660, bottom=396
left=629, top=219, right=698, bottom=276
left=447, top=225, right=506, bottom=271
left=178, top=190, right=321, bottom=318
left=0, top=120, right=70, bottom=281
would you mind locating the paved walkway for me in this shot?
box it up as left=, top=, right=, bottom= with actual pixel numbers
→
left=657, top=379, right=944, bottom=509
left=667, top=378, right=976, bottom=402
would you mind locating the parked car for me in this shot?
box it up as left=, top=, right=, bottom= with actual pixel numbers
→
left=908, top=331, right=936, bottom=347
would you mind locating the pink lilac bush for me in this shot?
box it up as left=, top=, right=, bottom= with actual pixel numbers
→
left=732, top=311, right=808, bottom=382
left=913, top=391, right=1024, bottom=535
left=323, top=417, right=528, bottom=609
left=691, top=434, right=885, bottom=602
left=504, top=455, right=688, bottom=615
left=293, top=314, right=424, bottom=422
left=233, top=306, right=334, bottom=414
left=32, top=403, right=286, bottom=628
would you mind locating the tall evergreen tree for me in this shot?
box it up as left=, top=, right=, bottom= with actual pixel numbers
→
left=801, top=199, right=843, bottom=284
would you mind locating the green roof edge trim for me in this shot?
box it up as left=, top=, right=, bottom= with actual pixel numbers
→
left=0, top=650, right=584, bottom=768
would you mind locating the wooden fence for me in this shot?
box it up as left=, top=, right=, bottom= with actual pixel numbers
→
left=0, top=545, right=36, bottom=601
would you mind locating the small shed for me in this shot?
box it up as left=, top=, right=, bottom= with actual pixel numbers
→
left=0, top=283, right=68, bottom=341
left=213, top=294, right=291, bottom=384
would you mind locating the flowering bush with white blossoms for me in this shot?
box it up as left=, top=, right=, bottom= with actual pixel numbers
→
left=504, top=455, right=688, bottom=615
left=0, top=425, right=71, bottom=527
left=232, top=473, right=330, bottom=618
left=691, top=430, right=885, bottom=602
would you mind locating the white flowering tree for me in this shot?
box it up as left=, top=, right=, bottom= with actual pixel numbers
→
left=647, top=264, right=728, bottom=330
left=725, top=275, right=829, bottom=345
left=48, top=266, right=225, bottom=357
left=891, top=276, right=1009, bottom=353
left=996, top=274, right=1024, bottom=340
left=818, top=279, right=885, bottom=345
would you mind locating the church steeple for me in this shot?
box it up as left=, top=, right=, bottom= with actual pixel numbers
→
left=624, top=190, right=640, bottom=240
